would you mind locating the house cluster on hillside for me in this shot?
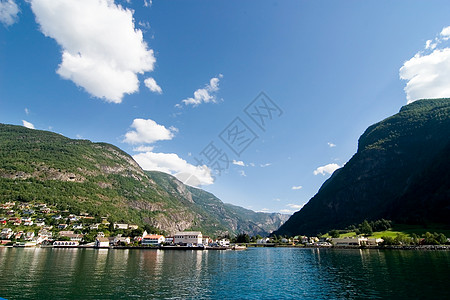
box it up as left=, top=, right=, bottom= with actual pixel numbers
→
left=1, top=202, right=232, bottom=248
left=0, top=201, right=142, bottom=247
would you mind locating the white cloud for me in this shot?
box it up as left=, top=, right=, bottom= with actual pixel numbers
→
left=180, top=75, right=223, bottom=107
left=313, top=163, right=341, bottom=176
left=291, top=185, right=302, bottom=190
left=30, top=0, right=156, bottom=103
left=144, top=77, right=162, bottom=94
left=327, top=142, right=336, bottom=148
left=0, top=0, right=19, bottom=26
left=279, top=209, right=294, bottom=214
left=143, top=0, right=152, bottom=7
left=22, top=120, right=35, bottom=129
left=274, top=198, right=281, bottom=202
left=133, top=151, right=213, bottom=186
left=258, top=208, right=270, bottom=213
left=239, top=170, right=246, bottom=177
left=24, top=108, right=29, bottom=115
left=425, top=40, right=437, bottom=50
left=400, top=25, right=450, bottom=103
left=441, top=26, right=450, bottom=39
left=132, top=145, right=154, bottom=152
left=249, top=162, right=255, bottom=167
left=124, top=118, right=176, bottom=144
left=232, top=160, right=245, bottom=166
left=287, top=203, right=303, bottom=210
left=260, top=163, right=271, bottom=168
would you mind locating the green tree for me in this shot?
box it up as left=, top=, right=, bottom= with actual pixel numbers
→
left=236, top=233, right=250, bottom=243
left=360, top=220, right=373, bottom=236
left=328, top=229, right=340, bottom=238
left=437, top=233, right=447, bottom=245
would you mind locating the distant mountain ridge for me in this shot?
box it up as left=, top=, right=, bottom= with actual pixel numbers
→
left=275, top=98, right=450, bottom=236
left=0, top=123, right=288, bottom=236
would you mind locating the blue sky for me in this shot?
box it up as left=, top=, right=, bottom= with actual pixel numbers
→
left=1, top=0, right=450, bottom=214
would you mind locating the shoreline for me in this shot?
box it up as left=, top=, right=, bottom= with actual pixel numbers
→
left=1, top=244, right=450, bottom=251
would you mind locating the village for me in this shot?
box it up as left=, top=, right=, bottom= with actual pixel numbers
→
left=0, top=200, right=393, bottom=250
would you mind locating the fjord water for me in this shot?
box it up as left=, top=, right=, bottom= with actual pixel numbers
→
left=0, top=248, right=449, bottom=299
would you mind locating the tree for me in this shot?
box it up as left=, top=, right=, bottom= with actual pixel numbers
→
left=359, top=220, right=373, bottom=236
left=328, top=230, right=340, bottom=238
left=236, top=233, right=250, bottom=243
left=437, top=233, right=447, bottom=245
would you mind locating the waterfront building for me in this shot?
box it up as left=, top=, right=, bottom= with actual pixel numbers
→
left=142, top=234, right=165, bottom=246
left=95, top=237, right=110, bottom=248
left=53, top=241, right=79, bottom=247
left=331, top=237, right=368, bottom=247
left=174, top=231, right=203, bottom=246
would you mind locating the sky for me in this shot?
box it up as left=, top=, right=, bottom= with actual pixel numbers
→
left=1, top=0, right=450, bottom=214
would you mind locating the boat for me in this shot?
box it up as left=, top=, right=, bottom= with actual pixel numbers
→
left=232, top=245, right=247, bottom=251
left=13, top=241, right=37, bottom=248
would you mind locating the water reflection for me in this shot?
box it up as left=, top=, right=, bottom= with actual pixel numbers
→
left=0, top=248, right=449, bottom=299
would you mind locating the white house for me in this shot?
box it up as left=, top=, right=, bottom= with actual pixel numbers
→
left=218, top=238, right=230, bottom=247
left=174, top=231, right=203, bottom=246
left=113, top=234, right=131, bottom=245
left=90, top=223, right=100, bottom=230
left=113, top=223, right=129, bottom=230
left=142, top=234, right=165, bottom=246
left=257, top=238, right=270, bottom=244
left=95, top=237, right=110, bottom=248
left=25, top=232, right=35, bottom=241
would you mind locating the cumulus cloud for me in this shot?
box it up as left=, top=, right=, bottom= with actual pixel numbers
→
left=260, top=163, right=271, bottom=168
left=124, top=118, right=176, bottom=144
left=400, top=25, right=450, bottom=103
left=180, top=75, right=223, bottom=107
left=291, top=185, right=302, bottom=190
left=144, top=77, right=162, bottom=94
left=0, top=0, right=19, bottom=26
left=24, top=108, right=29, bottom=115
left=279, top=209, right=294, bottom=214
left=22, top=120, right=35, bottom=129
left=133, top=151, right=213, bottom=186
left=327, top=142, right=336, bottom=148
left=313, top=163, right=341, bottom=176
left=30, top=0, right=156, bottom=103
left=232, top=160, right=245, bottom=166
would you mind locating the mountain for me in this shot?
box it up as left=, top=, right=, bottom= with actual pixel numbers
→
left=144, top=171, right=289, bottom=236
left=0, top=123, right=287, bottom=236
left=275, top=98, right=450, bottom=237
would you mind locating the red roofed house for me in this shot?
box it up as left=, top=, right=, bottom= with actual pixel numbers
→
left=142, top=234, right=165, bottom=246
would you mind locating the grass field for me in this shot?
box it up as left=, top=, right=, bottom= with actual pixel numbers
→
left=326, top=223, right=450, bottom=239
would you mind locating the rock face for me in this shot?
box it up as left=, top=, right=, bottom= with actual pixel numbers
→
left=274, top=99, right=450, bottom=237
left=0, top=123, right=287, bottom=236
left=146, top=171, right=290, bottom=236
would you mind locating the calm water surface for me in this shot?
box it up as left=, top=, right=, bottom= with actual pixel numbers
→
left=0, top=247, right=449, bottom=299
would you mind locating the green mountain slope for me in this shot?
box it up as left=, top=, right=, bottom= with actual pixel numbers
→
left=275, top=98, right=450, bottom=236
left=0, top=123, right=287, bottom=236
